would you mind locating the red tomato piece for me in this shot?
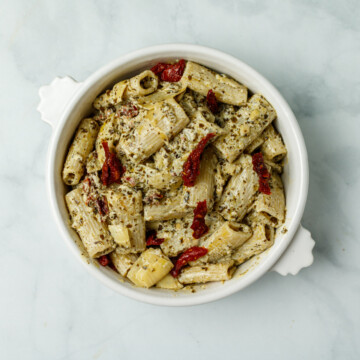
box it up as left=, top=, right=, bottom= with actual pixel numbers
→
left=98, top=255, right=110, bottom=267
left=182, top=133, right=216, bottom=187
left=161, top=59, right=186, bottom=82
left=146, top=231, right=165, bottom=246
left=190, top=200, right=209, bottom=239
left=206, top=89, right=219, bottom=114
left=150, top=59, right=186, bottom=82
left=150, top=62, right=170, bottom=76
left=170, top=246, right=208, bottom=278
left=101, top=141, right=125, bottom=186
left=252, top=152, right=271, bottom=195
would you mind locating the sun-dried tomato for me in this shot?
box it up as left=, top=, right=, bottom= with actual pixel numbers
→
left=151, top=59, right=186, bottom=82
left=182, top=133, right=216, bottom=187
left=190, top=200, right=209, bottom=239
left=95, top=196, right=109, bottom=217
left=206, top=89, right=219, bottom=114
left=98, top=255, right=110, bottom=266
left=161, top=59, right=186, bottom=82
left=151, top=62, right=170, bottom=76
left=146, top=231, right=164, bottom=246
left=252, top=152, right=271, bottom=195
left=101, top=141, right=125, bottom=186
left=118, top=103, right=139, bottom=118
left=170, top=246, right=208, bottom=278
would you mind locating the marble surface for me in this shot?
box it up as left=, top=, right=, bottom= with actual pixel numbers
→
left=1, top=0, right=359, bottom=359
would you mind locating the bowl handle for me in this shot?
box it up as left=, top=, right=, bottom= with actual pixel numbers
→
left=37, top=76, right=83, bottom=128
left=271, top=225, right=315, bottom=275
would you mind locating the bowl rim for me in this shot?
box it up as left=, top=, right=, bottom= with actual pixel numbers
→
left=47, top=43, right=309, bottom=306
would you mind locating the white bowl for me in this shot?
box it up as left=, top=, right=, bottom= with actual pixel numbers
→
left=38, top=44, right=315, bottom=306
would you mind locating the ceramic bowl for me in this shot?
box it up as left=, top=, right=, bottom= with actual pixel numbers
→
left=38, top=44, right=315, bottom=306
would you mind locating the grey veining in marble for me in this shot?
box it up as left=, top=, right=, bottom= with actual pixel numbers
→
left=0, top=0, right=359, bottom=359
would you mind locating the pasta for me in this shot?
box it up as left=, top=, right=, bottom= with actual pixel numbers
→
left=106, top=186, right=146, bottom=252
left=182, top=61, right=247, bottom=106
left=178, top=261, right=236, bottom=284
left=62, top=59, right=287, bottom=290
left=93, top=80, right=128, bottom=110
left=156, top=274, right=184, bottom=290
left=110, top=252, right=138, bottom=277
left=252, top=173, right=285, bottom=226
left=127, top=248, right=173, bottom=288
left=232, top=225, right=274, bottom=265
left=201, top=222, right=252, bottom=262
left=216, top=155, right=259, bottom=222
left=144, top=191, right=190, bottom=221
left=125, top=70, right=159, bottom=97
left=63, top=118, right=99, bottom=185
left=260, top=124, right=287, bottom=161
left=65, top=187, right=116, bottom=258
left=213, top=94, right=276, bottom=162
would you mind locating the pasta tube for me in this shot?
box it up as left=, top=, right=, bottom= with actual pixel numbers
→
left=106, top=185, right=143, bottom=215
left=107, top=186, right=146, bottom=252
left=253, top=173, right=285, bottom=226
left=137, top=81, right=186, bottom=105
left=108, top=224, right=132, bottom=248
left=214, top=94, right=276, bottom=162
left=156, top=274, right=184, bottom=290
left=144, top=197, right=190, bottom=222
left=178, top=89, right=198, bottom=117
left=158, top=216, right=199, bottom=257
left=125, top=70, right=159, bottom=97
left=121, top=98, right=190, bottom=163
left=62, top=118, right=99, bottom=185
left=110, top=252, right=138, bottom=277
left=93, top=80, right=128, bottom=110
left=202, top=222, right=252, bottom=262
left=260, top=124, right=287, bottom=161
left=150, top=98, right=190, bottom=139
left=216, top=155, right=259, bottom=222
left=178, top=261, right=235, bottom=284
left=65, top=188, right=116, bottom=258
left=120, top=118, right=166, bottom=163
left=245, top=134, right=265, bottom=154
left=127, top=248, right=174, bottom=288
left=147, top=170, right=182, bottom=191
left=232, top=225, right=274, bottom=264
left=182, top=61, right=247, bottom=106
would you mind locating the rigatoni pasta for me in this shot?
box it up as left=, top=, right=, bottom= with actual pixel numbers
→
left=65, top=187, right=116, bottom=258
left=216, top=154, right=259, bottom=222
left=182, top=61, right=247, bottom=106
left=232, top=225, right=274, bottom=265
left=127, top=248, right=173, bottom=288
left=178, top=261, right=236, bottom=284
left=110, top=252, right=138, bottom=277
left=260, top=124, right=287, bottom=161
left=213, top=94, right=276, bottom=162
left=62, top=59, right=287, bottom=290
left=63, top=118, right=99, bottom=185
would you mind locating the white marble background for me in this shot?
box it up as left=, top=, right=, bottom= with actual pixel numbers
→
left=1, top=0, right=359, bottom=359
